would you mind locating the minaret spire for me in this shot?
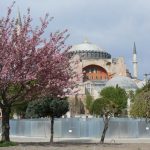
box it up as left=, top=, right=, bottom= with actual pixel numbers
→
left=133, top=42, right=136, bottom=54
left=15, top=8, right=22, bottom=35
left=132, top=42, right=138, bottom=79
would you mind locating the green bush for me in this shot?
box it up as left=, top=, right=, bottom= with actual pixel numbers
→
left=0, top=141, right=17, bottom=147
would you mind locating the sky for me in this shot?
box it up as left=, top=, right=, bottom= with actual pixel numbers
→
left=1, top=0, right=150, bottom=80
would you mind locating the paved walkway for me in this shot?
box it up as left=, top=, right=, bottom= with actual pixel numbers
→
left=8, top=136, right=150, bottom=143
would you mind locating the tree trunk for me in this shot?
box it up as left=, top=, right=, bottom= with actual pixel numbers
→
left=1, top=106, right=11, bottom=142
left=50, top=116, right=54, bottom=144
left=100, top=114, right=109, bottom=143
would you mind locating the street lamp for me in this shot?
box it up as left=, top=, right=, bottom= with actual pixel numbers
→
left=144, top=73, right=150, bottom=83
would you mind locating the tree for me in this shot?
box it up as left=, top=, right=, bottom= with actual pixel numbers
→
left=68, top=95, right=85, bottom=116
left=11, top=101, right=28, bottom=118
left=26, top=97, right=69, bottom=143
left=0, top=3, right=74, bottom=142
left=85, top=90, right=93, bottom=114
left=100, top=86, right=127, bottom=116
left=91, top=86, right=127, bottom=143
left=91, top=98, right=109, bottom=117
left=91, top=98, right=113, bottom=143
left=130, top=81, right=150, bottom=122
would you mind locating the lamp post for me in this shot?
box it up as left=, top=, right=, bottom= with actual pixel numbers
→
left=144, top=73, right=150, bottom=83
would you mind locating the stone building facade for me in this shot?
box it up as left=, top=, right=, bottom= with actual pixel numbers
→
left=68, top=39, right=132, bottom=99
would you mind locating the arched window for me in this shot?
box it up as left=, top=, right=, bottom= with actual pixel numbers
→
left=100, top=53, right=102, bottom=58
left=83, top=65, right=108, bottom=81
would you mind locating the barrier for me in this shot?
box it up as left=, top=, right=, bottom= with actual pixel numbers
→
left=0, top=118, right=150, bottom=138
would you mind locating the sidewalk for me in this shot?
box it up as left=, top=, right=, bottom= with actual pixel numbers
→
left=8, top=136, right=150, bottom=143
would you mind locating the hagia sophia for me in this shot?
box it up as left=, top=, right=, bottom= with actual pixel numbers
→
left=69, top=39, right=142, bottom=97
left=67, top=39, right=147, bottom=116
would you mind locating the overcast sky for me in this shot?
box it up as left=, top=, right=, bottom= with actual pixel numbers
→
left=1, top=0, right=150, bottom=80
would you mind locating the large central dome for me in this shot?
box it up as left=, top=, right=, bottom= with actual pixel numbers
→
left=69, top=39, right=111, bottom=59
left=69, top=39, right=104, bottom=52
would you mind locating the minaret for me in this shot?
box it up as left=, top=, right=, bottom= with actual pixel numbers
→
left=0, top=20, right=3, bottom=37
left=132, top=42, right=138, bottom=79
left=15, top=8, right=22, bottom=35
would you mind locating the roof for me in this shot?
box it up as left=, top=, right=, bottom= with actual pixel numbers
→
left=105, top=76, right=138, bottom=90
left=69, top=39, right=106, bottom=52
left=136, top=80, right=146, bottom=88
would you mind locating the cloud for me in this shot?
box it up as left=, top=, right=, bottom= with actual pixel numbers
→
left=1, top=0, right=150, bottom=79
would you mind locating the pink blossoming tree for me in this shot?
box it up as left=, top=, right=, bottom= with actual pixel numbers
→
left=0, top=3, right=74, bottom=142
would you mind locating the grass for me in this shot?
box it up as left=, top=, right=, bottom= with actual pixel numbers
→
left=0, top=141, right=17, bottom=147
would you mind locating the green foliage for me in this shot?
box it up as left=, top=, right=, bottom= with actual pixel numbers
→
left=101, top=86, right=127, bottom=111
left=85, top=90, right=93, bottom=113
left=74, top=95, right=85, bottom=114
left=0, top=83, right=24, bottom=103
left=130, top=81, right=150, bottom=118
left=6, top=83, right=22, bottom=97
left=11, top=101, right=29, bottom=118
left=0, top=141, right=17, bottom=147
left=91, top=86, right=128, bottom=116
left=25, top=100, right=41, bottom=118
left=0, top=80, right=37, bottom=106
left=128, top=90, right=135, bottom=102
left=91, top=98, right=109, bottom=116
left=130, top=96, right=148, bottom=118
left=26, top=97, right=69, bottom=118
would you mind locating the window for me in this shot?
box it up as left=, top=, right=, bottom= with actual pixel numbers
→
left=95, top=52, right=97, bottom=58
left=89, top=69, right=91, bottom=73
left=88, top=52, right=90, bottom=58
left=91, top=52, right=94, bottom=58
left=85, top=83, right=92, bottom=94
left=95, top=68, right=97, bottom=73
left=100, top=53, right=102, bottom=58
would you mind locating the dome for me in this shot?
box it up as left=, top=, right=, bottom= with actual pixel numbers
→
left=105, top=76, right=138, bottom=90
left=69, top=39, right=105, bottom=52
left=68, top=39, right=111, bottom=59
left=136, top=80, right=146, bottom=89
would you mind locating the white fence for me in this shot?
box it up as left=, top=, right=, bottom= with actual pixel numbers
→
left=0, top=118, right=150, bottom=138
